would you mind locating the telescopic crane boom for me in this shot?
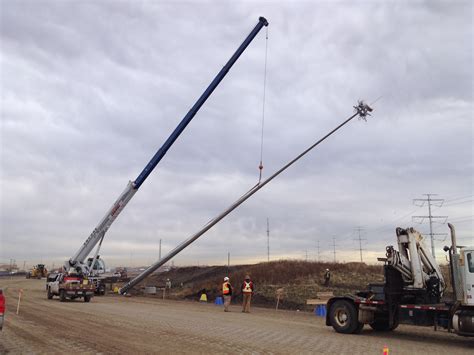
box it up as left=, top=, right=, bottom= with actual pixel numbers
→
left=65, top=17, right=269, bottom=275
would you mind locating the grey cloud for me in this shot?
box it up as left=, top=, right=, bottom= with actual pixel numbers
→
left=1, top=1, right=472, bottom=268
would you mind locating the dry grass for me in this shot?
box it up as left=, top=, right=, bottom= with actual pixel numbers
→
left=143, top=260, right=384, bottom=309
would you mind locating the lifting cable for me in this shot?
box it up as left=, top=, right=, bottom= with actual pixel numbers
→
left=258, top=26, right=269, bottom=183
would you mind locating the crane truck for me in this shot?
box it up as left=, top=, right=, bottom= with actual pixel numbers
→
left=46, top=17, right=269, bottom=301
left=326, top=223, right=474, bottom=337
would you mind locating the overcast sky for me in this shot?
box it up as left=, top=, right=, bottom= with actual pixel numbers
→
left=1, top=0, right=472, bottom=270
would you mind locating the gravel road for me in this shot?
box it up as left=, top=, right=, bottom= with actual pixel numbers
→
left=0, top=278, right=473, bottom=354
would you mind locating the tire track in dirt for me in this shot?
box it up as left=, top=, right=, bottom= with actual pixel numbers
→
left=2, top=278, right=474, bottom=354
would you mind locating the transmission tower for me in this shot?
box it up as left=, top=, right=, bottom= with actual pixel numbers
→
left=332, top=237, right=337, bottom=262
left=354, top=227, right=366, bottom=263
left=412, top=194, right=448, bottom=259
left=159, top=239, right=162, bottom=261
left=267, top=217, right=270, bottom=262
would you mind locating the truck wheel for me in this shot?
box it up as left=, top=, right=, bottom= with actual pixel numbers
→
left=47, top=287, right=53, bottom=299
left=59, top=290, right=66, bottom=302
left=369, top=318, right=398, bottom=331
left=329, top=300, right=362, bottom=334
left=83, top=295, right=91, bottom=303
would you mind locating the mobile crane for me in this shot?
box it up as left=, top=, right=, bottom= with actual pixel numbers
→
left=47, top=17, right=269, bottom=299
left=326, top=224, right=474, bottom=337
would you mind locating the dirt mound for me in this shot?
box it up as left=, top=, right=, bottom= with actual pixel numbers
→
left=140, top=260, right=384, bottom=309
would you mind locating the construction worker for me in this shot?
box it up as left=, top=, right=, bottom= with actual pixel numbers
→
left=241, top=275, right=254, bottom=313
left=222, top=276, right=233, bottom=312
left=324, top=268, right=331, bottom=286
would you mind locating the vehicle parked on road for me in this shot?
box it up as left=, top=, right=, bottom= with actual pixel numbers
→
left=0, top=288, right=5, bottom=331
left=26, top=264, right=48, bottom=279
left=46, top=272, right=94, bottom=302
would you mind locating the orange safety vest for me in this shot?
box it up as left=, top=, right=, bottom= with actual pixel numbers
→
left=223, top=282, right=230, bottom=295
left=242, top=281, right=252, bottom=293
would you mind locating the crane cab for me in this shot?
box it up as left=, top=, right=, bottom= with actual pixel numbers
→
left=87, top=257, right=106, bottom=275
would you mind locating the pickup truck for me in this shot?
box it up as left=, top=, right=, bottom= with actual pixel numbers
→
left=0, top=288, right=5, bottom=330
left=46, top=273, right=94, bottom=302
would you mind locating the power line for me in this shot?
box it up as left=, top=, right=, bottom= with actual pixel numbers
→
left=412, top=194, right=448, bottom=259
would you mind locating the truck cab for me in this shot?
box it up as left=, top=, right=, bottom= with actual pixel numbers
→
left=462, top=248, right=474, bottom=306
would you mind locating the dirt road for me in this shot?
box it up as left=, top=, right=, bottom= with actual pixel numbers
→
left=0, top=278, right=472, bottom=354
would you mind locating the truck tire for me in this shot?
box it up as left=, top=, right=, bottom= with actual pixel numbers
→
left=59, top=289, right=66, bottom=302
left=369, top=317, right=399, bottom=331
left=329, top=300, right=363, bottom=334
left=47, top=287, right=53, bottom=299
left=83, top=295, right=91, bottom=303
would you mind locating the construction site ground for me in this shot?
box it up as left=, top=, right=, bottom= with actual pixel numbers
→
left=1, top=278, right=473, bottom=354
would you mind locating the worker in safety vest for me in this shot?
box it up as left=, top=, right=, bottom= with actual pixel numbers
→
left=222, top=276, right=233, bottom=312
left=241, top=275, right=254, bottom=313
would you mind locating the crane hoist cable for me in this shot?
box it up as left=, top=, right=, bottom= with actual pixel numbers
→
left=258, top=26, right=269, bottom=183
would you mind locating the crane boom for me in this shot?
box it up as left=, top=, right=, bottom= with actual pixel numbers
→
left=66, top=17, right=269, bottom=274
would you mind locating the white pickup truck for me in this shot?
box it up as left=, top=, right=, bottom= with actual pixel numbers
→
left=46, top=273, right=95, bottom=302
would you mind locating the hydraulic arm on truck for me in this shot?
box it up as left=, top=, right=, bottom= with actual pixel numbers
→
left=384, top=227, right=446, bottom=301
left=63, top=17, right=269, bottom=276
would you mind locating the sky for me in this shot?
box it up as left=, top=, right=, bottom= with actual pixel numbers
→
left=1, top=0, right=472, bottom=270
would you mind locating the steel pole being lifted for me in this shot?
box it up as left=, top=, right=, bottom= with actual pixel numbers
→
left=119, top=102, right=373, bottom=294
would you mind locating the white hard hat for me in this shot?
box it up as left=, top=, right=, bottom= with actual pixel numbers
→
left=326, top=269, right=329, bottom=271
left=224, top=277, right=229, bottom=281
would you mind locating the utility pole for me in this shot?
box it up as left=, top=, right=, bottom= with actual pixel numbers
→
left=317, top=240, right=320, bottom=262
left=332, top=237, right=337, bottom=263
left=159, top=239, right=162, bottom=261
left=354, top=227, right=366, bottom=263
left=227, top=252, right=230, bottom=269
left=267, top=217, right=270, bottom=262
left=305, top=249, right=308, bottom=262
left=413, top=194, right=447, bottom=259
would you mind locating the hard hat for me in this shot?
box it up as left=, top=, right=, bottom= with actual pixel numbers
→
left=326, top=269, right=329, bottom=271
left=245, top=275, right=250, bottom=279
left=224, top=277, right=229, bottom=281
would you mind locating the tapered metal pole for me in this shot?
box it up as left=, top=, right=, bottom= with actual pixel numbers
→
left=119, top=102, right=372, bottom=294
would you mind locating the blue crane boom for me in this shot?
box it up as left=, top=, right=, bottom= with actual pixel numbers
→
left=66, top=17, right=269, bottom=274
